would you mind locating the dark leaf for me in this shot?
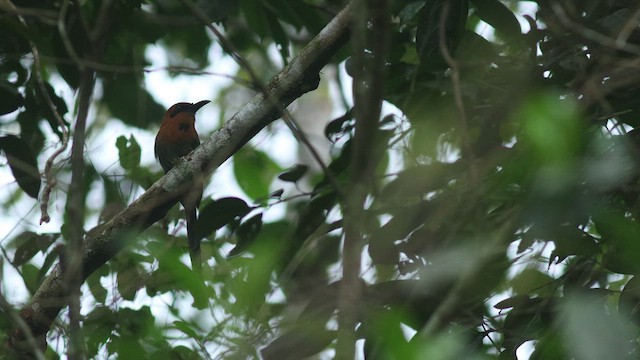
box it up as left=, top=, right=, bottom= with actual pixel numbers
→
left=117, top=266, right=143, bottom=301
left=380, top=162, right=461, bottom=204
left=228, top=213, right=263, bottom=257
left=269, top=189, right=284, bottom=198
left=0, top=135, right=40, bottom=198
left=194, top=197, right=252, bottom=240
left=0, top=59, right=28, bottom=85
left=292, top=190, right=338, bottom=242
left=102, top=75, right=165, bottom=128
left=415, top=0, right=469, bottom=70
left=594, top=210, right=640, bottom=274
left=0, top=80, right=23, bottom=115
left=241, top=0, right=270, bottom=39
left=368, top=233, right=400, bottom=266
left=262, top=327, right=335, bottom=360
left=11, top=231, right=58, bottom=266
left=471, top=0, right=521, bottom=39
left=619, top=275, right=640, bottom=326
left=265, top=8, right=290, bottom=62
left=494, top=295, right=532, bottom=310
left=549, top=225, right=599, bottom=264
left=37, top=249, right=59, bottom=284
left=278, top=164, right=308, bottom=183
left=324, top=109, right=354, bottom=141
left=196, top=0, right=239, bottom=22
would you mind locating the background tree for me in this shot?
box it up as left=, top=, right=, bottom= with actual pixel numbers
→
left=2, top=0, right=640, bottom=359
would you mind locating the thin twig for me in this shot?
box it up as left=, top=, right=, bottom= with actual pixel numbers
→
left=61, top=1, right=105, bottom=357
left=438, top=1, right=479, bottom=187
left=64, top=68, right=95, bottom=360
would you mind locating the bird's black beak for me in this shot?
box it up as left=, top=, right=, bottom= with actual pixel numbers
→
left=191, top=100, right=210, bottom=112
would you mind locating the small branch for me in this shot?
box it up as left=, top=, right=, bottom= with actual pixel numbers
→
left=337, top=0, right=388, bottom=358
left=64, top=68, right=95, bottom=360
left=438, top=0, right=479, bottom=187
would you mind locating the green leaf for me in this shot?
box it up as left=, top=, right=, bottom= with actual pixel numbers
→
left=21, top=263, right=40, bottom=294
left=37, top=249, right=59, bottom=284
left=233, top=147, right=281, bottom=199
left=87, top=266, right=108, bottom=304
left=194, top=197, right=252, bottom=241
left=0, top=80, right=23, bottom=115
left=594, top=209, right=640, bottom=274
left=511, top=268, right=555, bottom=296
left=85, top=306, right=117, bottom=357
left=155, top=247, right=210, bottom=309
left=173, top=320, right=199, bottom=339
left=278, top=164, right=308, bottom=183
left=116, top=135, right=141, bottom=172
left=520, top=94, right=582, bottom=165
left=0, top=135, right=40, bottom=198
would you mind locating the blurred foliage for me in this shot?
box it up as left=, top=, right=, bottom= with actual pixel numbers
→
left=5, top=0, right=640, bottom=359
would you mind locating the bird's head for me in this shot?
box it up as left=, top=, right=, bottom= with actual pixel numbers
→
left=164, top=100, right=211, bottom=121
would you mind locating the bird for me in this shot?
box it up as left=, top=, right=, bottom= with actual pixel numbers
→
left=154, top=100, right=210, bottom=275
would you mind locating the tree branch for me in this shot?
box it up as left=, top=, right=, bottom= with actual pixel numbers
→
left=337, top=0, right=388, bottom=358
left=64, top=68, right=95, bottom=360
left=6, top=3, right=352, bottom=355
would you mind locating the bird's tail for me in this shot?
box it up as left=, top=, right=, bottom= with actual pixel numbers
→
left=186, top=208, right=202, bottom=276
